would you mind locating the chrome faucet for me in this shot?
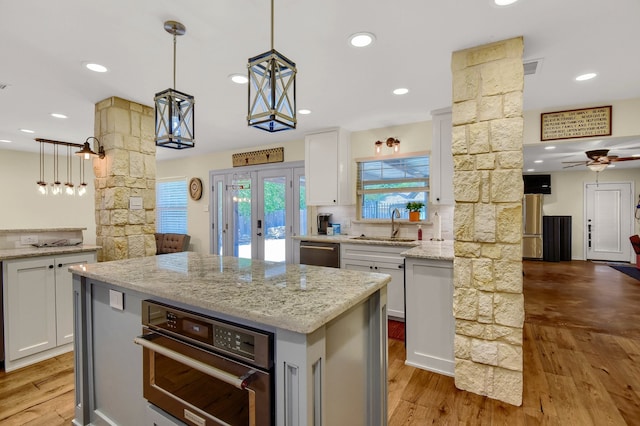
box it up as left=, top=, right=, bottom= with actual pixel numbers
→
left=390, top=208, right=401, bottom=238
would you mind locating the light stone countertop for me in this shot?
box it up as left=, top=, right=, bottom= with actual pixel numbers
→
left=294, top=234, right=454, bottom=260
left=0, top=227, right=87, bottom=233
left=400, top=240, right=454, bottom=260
left=0, top=245, right=101, bottom=261
left=69, top=252, right=391, bottom=335
left=293, top=234, right=420, bottom=247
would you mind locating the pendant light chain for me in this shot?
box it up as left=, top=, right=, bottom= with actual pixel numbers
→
left=173, top=32, right=177, bottom=89
left=271, top=0, right=274, bottom=50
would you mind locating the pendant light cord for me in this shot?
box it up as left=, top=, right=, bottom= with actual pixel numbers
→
left=271, top=0, right=274, bottom=50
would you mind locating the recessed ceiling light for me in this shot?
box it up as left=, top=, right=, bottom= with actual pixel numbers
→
left=575, top=73, right=597, bottom=81
left=544, top=146, right=556, bottom=150
left=0, top=139, right=11, bottom=143
left=495, top=0, right=519, bottom=5
left=19, top=128, right=35, bottom=134
left=50, top=113, right=68, bottom=119
left=229, top=74, right=248, bottom=84
left=527, top=169, right=535, bottom=172
left=393, top=88, right=409, bottom=95
left=85, top=63, right=108, bottom=73
left=534, top=160, right=543, bottom=163
left=348, top=32, right=375, bottom=48
left=298, top=109, right=311, bottom=115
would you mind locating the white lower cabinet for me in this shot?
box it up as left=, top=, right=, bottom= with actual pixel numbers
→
left=404, top=257, right=454, bottom=376
left=341, top=244, right=406, bottom=319
left=2, top=252, right=95, bottom=371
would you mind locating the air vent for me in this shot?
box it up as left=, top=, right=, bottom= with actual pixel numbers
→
left=523, top=59, right=543, bottom=76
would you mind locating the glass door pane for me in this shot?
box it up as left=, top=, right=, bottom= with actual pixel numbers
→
left=258, top=170, right=290, bottom=262
left=232, top=175, right=252, bottom=259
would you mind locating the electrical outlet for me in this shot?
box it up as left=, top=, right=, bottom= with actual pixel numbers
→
left=20, top=235, right=38, bottom=245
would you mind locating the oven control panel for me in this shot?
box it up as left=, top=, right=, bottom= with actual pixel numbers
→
left=142, top=300, right=273, bottom=369
left=214, top=326, right=256, bottom=360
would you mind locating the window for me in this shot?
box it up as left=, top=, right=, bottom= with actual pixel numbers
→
left=156, top=178, right=188, bottom=233
left=357, top=156, right=429, bottom=220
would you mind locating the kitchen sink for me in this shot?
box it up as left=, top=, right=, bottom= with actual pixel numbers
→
left=350, top=236, right=416, bottom=242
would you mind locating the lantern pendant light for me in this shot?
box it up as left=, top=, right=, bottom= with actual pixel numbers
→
left=154, top=20, right=195, bottom=149
left=247, top=0, right=297, bottom=132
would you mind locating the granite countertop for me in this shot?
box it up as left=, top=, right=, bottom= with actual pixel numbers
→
left=293, top=234, right=420, bottom=247
left=294, top=234, right=454, bottom=259
left=0, top=244, right=101, bottom=261
left=400, top=240, right=454, bottom=260
left=69, top=252, right=391, bottom=335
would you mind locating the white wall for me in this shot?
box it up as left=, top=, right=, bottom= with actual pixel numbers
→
left=544, top=168, right=640, bottom=260
left=0, top=150, right=97, bottom=244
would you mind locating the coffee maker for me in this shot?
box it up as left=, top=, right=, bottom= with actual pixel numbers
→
left=317, top=213, right=332, bottom=235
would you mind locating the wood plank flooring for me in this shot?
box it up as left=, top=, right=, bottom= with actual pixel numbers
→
left=2, top=260, right=640, bottom=425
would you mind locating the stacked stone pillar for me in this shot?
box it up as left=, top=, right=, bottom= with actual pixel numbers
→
left=93, top=97, right=157, bottom=261
left=450, top=37, right=524, bottom=405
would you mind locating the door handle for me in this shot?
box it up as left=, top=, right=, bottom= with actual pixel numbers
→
left=257, top=232, right=262, bottom=236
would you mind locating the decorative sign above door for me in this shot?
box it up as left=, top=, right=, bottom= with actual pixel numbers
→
left=540, top=105, right=612, bottom=141
left=232, top=147, right=284, bottom=167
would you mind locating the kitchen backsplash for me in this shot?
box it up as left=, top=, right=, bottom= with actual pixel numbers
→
left=309, top=204, right=454, bottom=241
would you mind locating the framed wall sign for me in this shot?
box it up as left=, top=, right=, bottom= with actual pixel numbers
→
left=541, top=105, right=612, bottom=141
left=232, top=147, right=284, bottom=167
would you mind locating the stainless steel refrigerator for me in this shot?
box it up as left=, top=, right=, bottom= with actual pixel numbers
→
left=523, top=194, right=543, bottom=259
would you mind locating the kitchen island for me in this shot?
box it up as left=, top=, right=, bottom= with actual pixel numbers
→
left=70, top=252, right=390, bottom=426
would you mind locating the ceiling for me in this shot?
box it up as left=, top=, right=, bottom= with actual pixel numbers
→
left=1, top=0, right=639, bottom=169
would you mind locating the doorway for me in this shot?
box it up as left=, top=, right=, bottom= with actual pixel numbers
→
left=210, top=161, right=305, bottom=263
left=584, top=182, right=634, bottom=262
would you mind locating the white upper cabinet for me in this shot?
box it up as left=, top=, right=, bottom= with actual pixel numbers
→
left=430, top=108, right=454, bottom=205
left=305, top=129, right=352, bottom=206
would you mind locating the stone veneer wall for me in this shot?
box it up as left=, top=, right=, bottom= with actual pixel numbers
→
left=450, top=37, right=524, bottom=406
left=93, top=97, right=156, bottom=261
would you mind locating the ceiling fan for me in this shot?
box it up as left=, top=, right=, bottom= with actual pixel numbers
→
left=562, top=149, right=640, bottom=171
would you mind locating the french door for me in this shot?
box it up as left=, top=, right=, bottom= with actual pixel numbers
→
left=210, top=162, right=305, bottom=263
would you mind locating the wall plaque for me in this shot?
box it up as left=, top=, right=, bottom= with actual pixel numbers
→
left=541, top=106, right=612, bottom=141
left=232, top=147, right=284, bottom=167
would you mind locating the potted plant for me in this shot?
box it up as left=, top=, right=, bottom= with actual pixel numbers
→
left=406, top=201, right=424, bottom=222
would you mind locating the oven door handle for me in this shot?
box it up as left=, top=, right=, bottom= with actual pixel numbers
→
left=134, top=334, right=256, bottom=390
left=300, top=245, right=335, bottom=251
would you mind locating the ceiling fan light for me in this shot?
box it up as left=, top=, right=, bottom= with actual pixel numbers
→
left=587, top=163, right=608, bottom=172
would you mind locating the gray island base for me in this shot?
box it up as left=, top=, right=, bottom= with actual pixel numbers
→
left=70, top=252, right=390, bottom=426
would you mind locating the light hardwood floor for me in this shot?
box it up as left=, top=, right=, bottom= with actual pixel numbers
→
left=1, top=260, right=639, bottom=425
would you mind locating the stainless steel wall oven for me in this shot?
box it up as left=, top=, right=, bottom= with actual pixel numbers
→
left=135, top=300, right=274, bottom=426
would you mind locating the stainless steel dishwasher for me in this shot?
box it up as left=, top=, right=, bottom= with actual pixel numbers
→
left=299, top=241, right=341, bottom=268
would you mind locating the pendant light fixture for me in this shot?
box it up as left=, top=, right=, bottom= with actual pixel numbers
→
left=77, top=155, right=87, bottom=196
left=64, top=145, right=75, bottom=195
left=37, top=140, right=48, bottom=195
left=247, top=0, right=297, bottom=132
left=154, top=20, right=195, bottom=149
left=51, top=143, right=62, bottom=195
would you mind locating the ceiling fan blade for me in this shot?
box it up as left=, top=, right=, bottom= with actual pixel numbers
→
left=610, top=156, right=640, bottom=162
left=562, top=162, right=588, bottom=169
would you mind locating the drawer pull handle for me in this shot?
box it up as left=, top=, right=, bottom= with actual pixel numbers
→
left=300, top=245, right=335, bottom=251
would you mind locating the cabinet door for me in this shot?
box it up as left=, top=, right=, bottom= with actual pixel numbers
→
left=430, top=108, right=454, bottom=205
left=5, top=256, right=57, bottom=360
left=342, top=258, right=405, bottom=320
left=55, top=253, right=95, bottom=345
left=305, top=130, right=339, bottom=205
left=375, top=261, right=405, bottom=320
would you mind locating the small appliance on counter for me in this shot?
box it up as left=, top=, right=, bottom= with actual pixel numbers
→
left=317, top=213, right=332, bottom=235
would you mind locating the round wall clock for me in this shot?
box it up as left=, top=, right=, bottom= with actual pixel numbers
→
left=189, top=177, right=203, bottom=201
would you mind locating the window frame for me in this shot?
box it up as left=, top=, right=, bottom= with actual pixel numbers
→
left=156, top=177, right=188, bottom=234
left=356, top=152, right=430, bottom=221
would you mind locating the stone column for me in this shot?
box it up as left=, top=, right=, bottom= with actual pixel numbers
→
left=450, top=37, right=524, bottom=406
left=93, top=96, right=156, bottom=261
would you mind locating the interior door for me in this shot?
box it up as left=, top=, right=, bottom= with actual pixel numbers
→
left=585, top=182, right=634, bottom=262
